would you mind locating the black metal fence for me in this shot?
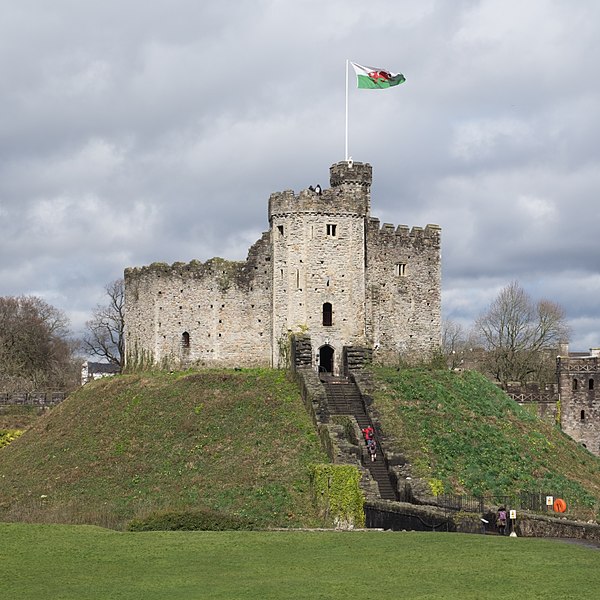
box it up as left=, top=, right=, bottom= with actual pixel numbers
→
left=0, top=391, right=67, bottom=407
left=365, top=504, right=453, bottom=532
left=433, top=492, right=558, bottom=514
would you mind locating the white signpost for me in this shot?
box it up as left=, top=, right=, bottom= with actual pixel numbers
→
left=509, top=509, right=518, bottom=537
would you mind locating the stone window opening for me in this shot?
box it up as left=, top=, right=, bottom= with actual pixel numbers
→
left=323, top=302, right=333, bottom=326
left=326, top=276, right=330, bottom=287
left=326, top=224, right=337, bottom=237
left=580, top=409, right=586, bottom=421
left=181, top=332, right=190, bottom=349
left=296, top=269, right=300, bottom=289
left=277, top=225, right=284, bottom=237
left=395, top=263, right=407, bottom=277
left=573, top=378, right=578, bottom=391
left=589, top=379, right=594, bottom=390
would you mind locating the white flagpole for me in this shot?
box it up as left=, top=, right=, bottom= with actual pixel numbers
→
left=345, top=59, right=349, bottom=161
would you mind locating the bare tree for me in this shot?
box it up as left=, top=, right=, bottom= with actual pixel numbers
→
left=82, top=279, right=125, bottom=368
left=0, top=295, right=78, bottom=392
left=475, top=282, right=569, bottom=387
left=442, top=319, right=469, bottom=370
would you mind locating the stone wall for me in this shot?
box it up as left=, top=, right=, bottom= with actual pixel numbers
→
left=0, top=391, right=66, bottom=407
left=365, top=220, right=442, bottom=363
left=558, top=353, right=600, bottom=456
left=124, top=234, right=272, bottom=369
left=366, top=499, right=600, bottom=541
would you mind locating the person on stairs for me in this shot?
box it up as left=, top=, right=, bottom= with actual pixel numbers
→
left=367, top=438, right=377, bottom=462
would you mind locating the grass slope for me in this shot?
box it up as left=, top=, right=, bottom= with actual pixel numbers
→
left=2, top=523, right=600, bottom=599
left=0, top=405, right=45, bottom=430
left=374, top=367, right=600, bottom=515
left=0, top=369, right=327, bottom=528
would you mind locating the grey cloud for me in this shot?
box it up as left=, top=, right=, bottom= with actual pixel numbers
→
left=1, top=0, right=599, bottom=352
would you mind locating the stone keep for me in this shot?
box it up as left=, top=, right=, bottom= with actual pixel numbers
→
left=124, top=161, right=441, bottom=374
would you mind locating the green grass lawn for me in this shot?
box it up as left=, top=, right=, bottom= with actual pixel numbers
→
left=1, top=523, right=599, bottom=599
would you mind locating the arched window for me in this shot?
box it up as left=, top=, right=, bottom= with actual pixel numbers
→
left=322, top=302, right=332, bottom=326
left=580, top=409, right=585, bottom=421
left=182, top=331, right=190, bottom=348
left=572, top=378, right=578, bottom=391
left=589, top=379, right=594, bottom=390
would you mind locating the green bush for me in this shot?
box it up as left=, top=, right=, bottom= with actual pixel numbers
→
left=126, top=508, right=256, bottom=532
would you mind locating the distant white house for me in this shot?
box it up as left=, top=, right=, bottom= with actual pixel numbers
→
left=81, top=361, right=120, bottom=386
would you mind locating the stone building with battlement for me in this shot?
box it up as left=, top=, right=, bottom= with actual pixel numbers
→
left=124, top=161, right=441, bottom=375
left=557, top=344, right=600, bottom=456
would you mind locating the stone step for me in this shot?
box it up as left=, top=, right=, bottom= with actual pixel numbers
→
left=322, top=377, right=397, bottom=502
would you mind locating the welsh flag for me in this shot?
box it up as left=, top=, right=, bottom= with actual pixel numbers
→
left=350, top=62, right=405, bottom=89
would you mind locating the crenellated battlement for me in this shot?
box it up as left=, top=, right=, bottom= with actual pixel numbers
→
left=367, top=219, right=441, bottom=245
left=268, top=185, right=369, bottom=221
left=125, top=257, right=245, bottom=281
left=329, top=161, right=372, bottom=188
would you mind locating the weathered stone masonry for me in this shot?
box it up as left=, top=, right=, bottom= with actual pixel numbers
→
left=557, top=347, right=600, bottom=456
left=124, top=161, right=442, bottom=373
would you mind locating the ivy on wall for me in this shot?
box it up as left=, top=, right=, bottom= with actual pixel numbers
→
left=309, top=464, right=365, bottom=529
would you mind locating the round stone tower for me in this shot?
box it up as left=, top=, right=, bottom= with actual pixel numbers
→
left=268, top=161, right=372, bottom=374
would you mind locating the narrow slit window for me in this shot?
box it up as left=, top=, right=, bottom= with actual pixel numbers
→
left=326, top=224, right=337, bottom=237
left=573, top=378, right=578, bottom=391
left=277, top=225, right=284, bottom=237
left=580, top=409, right=586, bottom=421
left=589, top=379, right=594, bottom=390
left=395, top=263, right=407, bottom=277
left=182, top=332, right=190, bottom=349
left=322, top=302, right=332, bottom=326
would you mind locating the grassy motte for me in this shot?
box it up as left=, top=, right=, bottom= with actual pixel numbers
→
left=0, top=369, right=327, bottom=528
left=373, top=367, right=600, bottom=515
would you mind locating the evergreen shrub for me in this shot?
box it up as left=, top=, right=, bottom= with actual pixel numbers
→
left=126, top=508, right=256, bottom=532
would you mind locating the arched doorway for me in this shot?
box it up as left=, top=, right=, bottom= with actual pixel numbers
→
left=319, top=345, right=334, bottom=374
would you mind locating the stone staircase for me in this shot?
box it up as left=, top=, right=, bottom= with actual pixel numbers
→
left=322, top=376, right=397, bottom=501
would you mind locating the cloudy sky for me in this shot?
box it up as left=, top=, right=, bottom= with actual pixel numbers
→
left=1, top=0, right=599, bottom=350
